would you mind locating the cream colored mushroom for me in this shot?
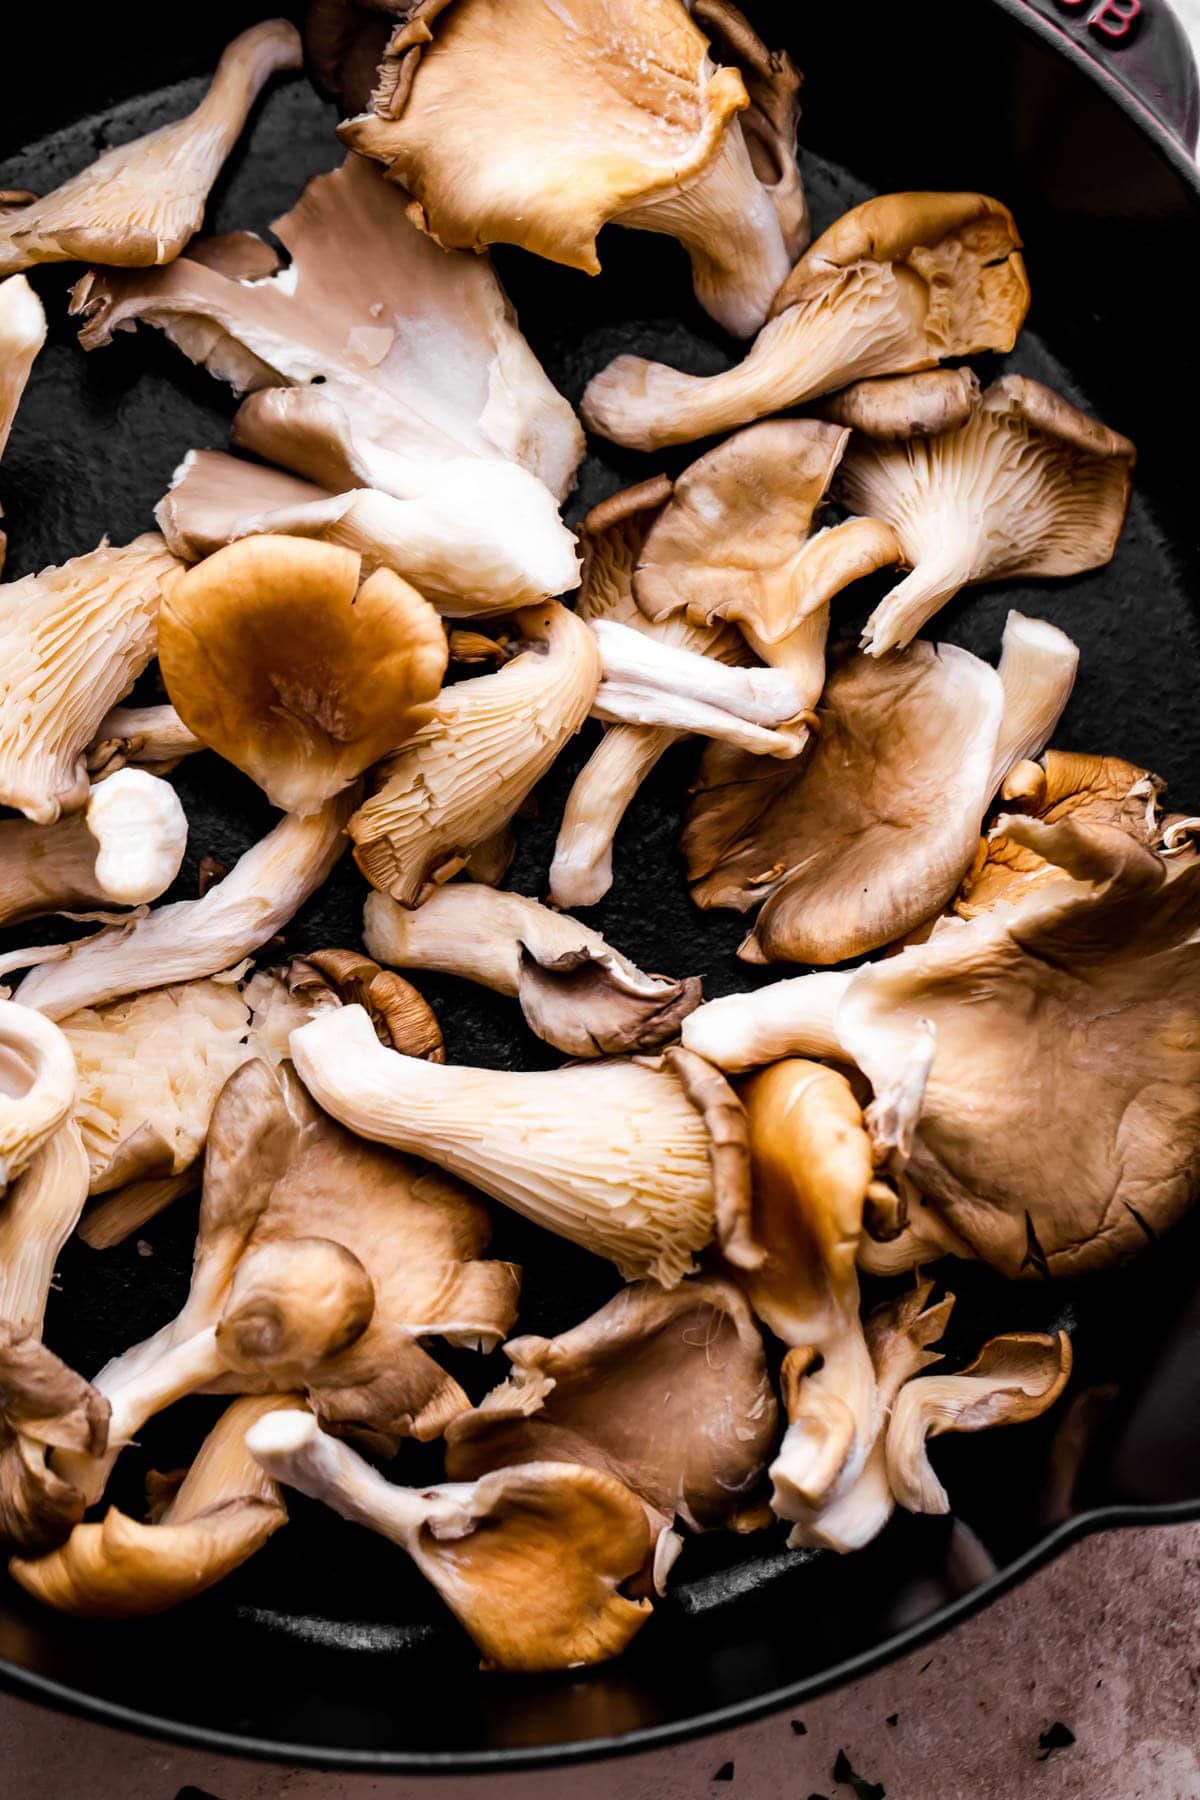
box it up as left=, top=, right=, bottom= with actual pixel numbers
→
left=342, top=0, right=796, bottom=336
left=0, top=1005, right=78, bottom=1193
left=350, top=601, right=599, bottom=903
left=86, top=704, right=202, bottom=779
left=0, top=274, right=46, bottom=576
left=365, top=885, right=700, bottom=1057
left=0, top=771, right=187, bottom=927
left=290, top=1003, right=758, bottom=1287
left=0, top=23, right=301, bottom=275
left=247, top=1409, right=652, bottom=1671
left=0, top=535, right=183, bottom=824
left=830, top=372, right=1136, bottom=655
left=13, top=793, right=355, bottom=1020
left=582, top=190, right=1030, bottom=449
left=693, top=0, right=809, bottom=257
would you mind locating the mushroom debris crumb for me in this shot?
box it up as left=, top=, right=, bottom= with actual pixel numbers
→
left=0, top=13, right=1178, bottom=1669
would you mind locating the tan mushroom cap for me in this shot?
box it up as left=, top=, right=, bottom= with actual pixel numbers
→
left=445, top=1277, right=777, bottom=1537
left=9, top=1394, right=302, bottom=1619
left=159, top=535, right=448, bottom=816
left=817, top=367, right=981, bottom=439
left=0, top=23, right=301, bottom=276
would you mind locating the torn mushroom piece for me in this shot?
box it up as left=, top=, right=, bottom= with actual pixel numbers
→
left=248, top=1410, right=652, bottom=1671
left=591, top=621, right=808, bottom=758
left=364, top=885, right=700, bottom=1057
left=581, top=190, right=1030, bottom=449
left=72, top=155, right=583, bottom=553
left=684, top=612, right=1078, bottom=965
left=446, top=1277, right=777, bottom=1573
left=0, top=23, right=300, bottom=275
left=0, top=275, right=46, bottom=576
left=290, top=1003, right=758, bottom=1287
left=13, top=791, right=355, bottom=1020
left=158, top=535, right=447, bottom=814
left=0, top=1004, right=78, bottom=1193
left=350, top=601, right=600, bottom=904
left=0, top=770, right=187, bottom=927
left=56, top=1057, right=519, bottom=1506
left=550, top=477, right=755, bottom=910
left=343, top=0, right=795, bottom=336
left=0, top=535, right=183, bottom=824
left=10, top=1394, right=302, bottom=1619
left=829, top=372, right=1136, bottom=655
left=86, top=704, right=202, bottom=780
left=887, top=1332, right=1072, bottom=1515
left=245, top=949, right=446, bottom=1066
left=633, top=418, right=901, bottom=708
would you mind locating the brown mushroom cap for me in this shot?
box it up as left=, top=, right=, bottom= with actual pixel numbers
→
left=159, top=535, right=446, bottom=816
left=816, top=367, right=981, bottom=439
left=0, top=1325, right=109, bottom=1554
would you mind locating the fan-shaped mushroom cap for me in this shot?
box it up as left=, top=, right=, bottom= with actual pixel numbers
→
left=71, top=154, right=583, bottom=506
left=0, top=274, right=46, bottom=576
left=446, top=1277, right=776, bottom=1550
left=0, top=1005, right=77, bottom=1194
left=364, top=885, right=700, bottom=1058
left=9, top=1393, right=301, bottom=1619
left=886, top=1331, right=1072, bottom=1514
left=62, top=979, right=253, bottom=1194
left=0, top=770, right=187, bottom=928
left=344, top=0, right=793, bottom=336
left=835, top=373, right=1136, bottom=655
left=350, top=601, right=600, bottom=904
left=14, top=793, right=355, bottom=1020
left=685, top=613, right=1076, bottom=965
left=159, top=535, right=447, bottom=815
left=247, top=1409, right=652, bottom=1670
left=0, top=535, right=183, bottom=825
left=290, top=1003, right=756, bottom=1287
left=0, top=22, right=300, bottom=276
left=581, top=190, right=1029, bottom=449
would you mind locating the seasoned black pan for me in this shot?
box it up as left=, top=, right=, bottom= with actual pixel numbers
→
left=1, top=0, right=1199, bottom=1772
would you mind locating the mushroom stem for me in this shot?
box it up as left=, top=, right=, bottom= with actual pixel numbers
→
left=593, top=683, right=802, bottom=758
left=737, top=605, right=830, bottom=710
left=770, top=1319, right=877, bottom=1520
left=105, top=1327, right=226, bottom=1454
left=0, top=1123, right=89, bottom=1331
left=0, top=1004, right=78, bottom=1193
left=247, top=1407, right=433, bottom=1544
left=549, top=725, right=679, bottom=910
left=86, top=705, right=202, bottom=778
left=859, top=544, right=974, bottom=657
left=592, top=620, right=805, bottom=727
left=364, top=886, right=632, bottom=997
left=682, top=971, right=852, bottom=1072
left=988, top=613, right=1079, bottom=796
left=0, top=772, right=187, bottom=924
left=617, top=114, right=789, bottom=338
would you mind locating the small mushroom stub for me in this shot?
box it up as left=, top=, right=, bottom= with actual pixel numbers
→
left=158, top=535, right=448, bottom=815
left=581, top=190, right=1030, bottom=450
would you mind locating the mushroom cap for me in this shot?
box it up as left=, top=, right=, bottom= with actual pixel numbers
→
left=0, top=1324, right=109, bottom=1554
left=817, top=367, right=981, bottom=439
left=158, top=535, right=448, bottom=815
left=342, top=0, right=749, bottom=274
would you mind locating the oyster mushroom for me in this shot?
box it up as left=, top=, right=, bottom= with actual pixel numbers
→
left=0, top=23, right=300, bottom=276
left=887, top=1331, right=1072, bottom=1514
left=290, top=1003, right=758, bottom=1287
left=445, top=1277, right=777, bottom=1562
left=0, top=535, right=184, bottom=824
left=342, top=0, right=795, bottom=336
left=58, top=1057, right=519, bottom=1506
left=0, top=274, right=46, bottom=576
left=62, top=979, right=253, bottom=1194
left=10, top=1393, right=303, bottom=1619
left=591, top=620, right=808, bottom=757
left=350, top=601, right=600, bottom=904
left=581, top=190, right=1030, bottom=450
left=71, top=154, right=584, bottom=524
left=633, top=418, right=902, bottom=704
left=364, top=885, right=700, bottom=1057
left=13, top=792, right=355, bottom=1020
left=0, top=770, right=187, bottom=927
left=684, top=612, right=1078, bottom=965
left=158, top=535, right=447, bottom=814
left=830, top=373, right=1136, bottom=655
left=0, top=1004, right=78, bottom=1193
left=549, top=477, right=756, bottom=909
left=245, top=948, right=446, bottom=1066
left=247, top=1409, right=652, bottom=1671
left=86, top=704, right=202, bottom=779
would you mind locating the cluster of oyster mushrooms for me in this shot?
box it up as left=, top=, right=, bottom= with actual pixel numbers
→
left=0, top=0, right=1189, bottom=1673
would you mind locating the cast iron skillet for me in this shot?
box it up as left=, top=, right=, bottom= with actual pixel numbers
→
left=1, top=0, right=1200, bottom=1773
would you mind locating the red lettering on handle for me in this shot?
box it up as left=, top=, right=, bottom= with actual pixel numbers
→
left=1088, top=0, right=1142, bottom=41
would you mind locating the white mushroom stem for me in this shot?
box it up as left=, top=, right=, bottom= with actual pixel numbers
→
left=290, top=1005, right=718, bottom=1286
left=84, top=771, right=189, bottom=906
left=13, top=793, right=355, bottom=1020
left=988, top=612, right=1079, bottom=796
left=770, top=1319, right=877, bottom=1525
left=681, top=971, right=852, bottom=1072
left=0, top=1122, right=89, bottom=1330
left=104, top=1326, right=226, bottom=1456
left=0, top=1003, right=78, bottom=1192
left=857, top=544, right=972, bottom=659
left=247, top=1407, right=445, bottom=1547
left=617, top=112, right=790, bottom=339
left=549, top=725, right=679, bottom=911
left=86, top=704, right=202, bottom=778
left=592, top=621, right=807, bottom=758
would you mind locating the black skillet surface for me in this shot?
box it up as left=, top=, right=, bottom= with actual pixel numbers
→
left=1, top=0, right=1200, bottom=1772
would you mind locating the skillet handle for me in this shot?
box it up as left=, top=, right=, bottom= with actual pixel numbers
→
left=1014, top=0, right=1200, bottom=150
